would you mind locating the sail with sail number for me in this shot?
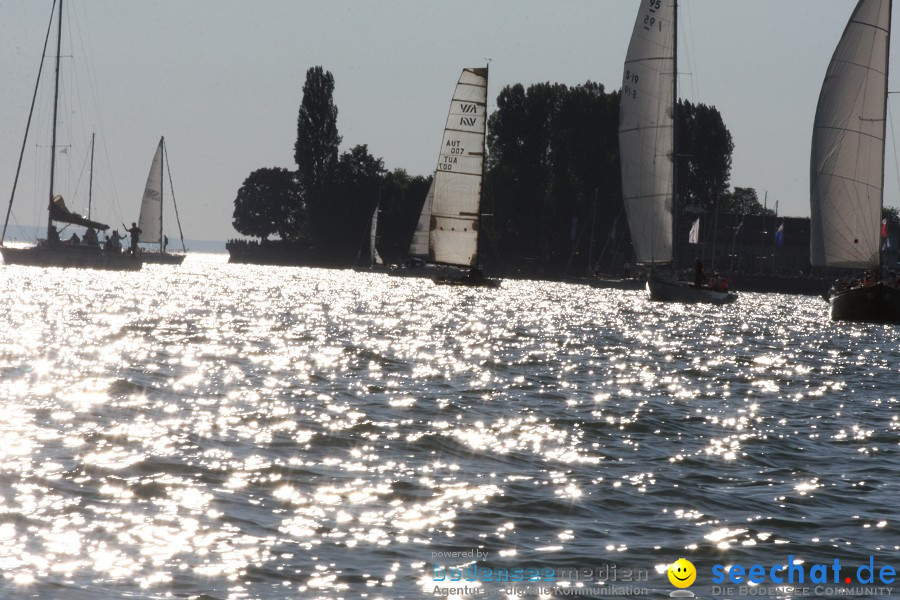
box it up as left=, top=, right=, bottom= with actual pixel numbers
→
left=429, top=67, right=488, bottom=268
left=618, top=0, right=676, bottom=265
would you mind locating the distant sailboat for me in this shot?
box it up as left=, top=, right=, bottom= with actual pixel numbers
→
left=406, top=179, right=434, bottom=266
left=370, top=200, right=383, bottom=267
left=426, top=67, right=499, bottom=287
left=0, top=0, right=140, bottom=271
left=135, top=137, right=186, bottom=265
left=618, top=0, right=734, bottom=304
left=811, top=0, right=900, bottom=322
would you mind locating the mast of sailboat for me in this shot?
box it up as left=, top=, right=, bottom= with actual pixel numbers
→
left=159, top=136, right=165, bottom=252
left=475, top=62, right=489, bottom=271
left=880, top=0, right=893, bottom=271
left=671, top=0, right=678, bottom=274
left=1, top=0, right=57, bottom=245
left=88, top=132, right=95, bottom=219
left=47, top=0, right=63, bottom=240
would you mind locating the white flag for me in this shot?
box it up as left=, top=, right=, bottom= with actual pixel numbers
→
left=688, top=218, right=700, bottom=244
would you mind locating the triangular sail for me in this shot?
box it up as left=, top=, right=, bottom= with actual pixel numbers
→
left=618, top=0, right=676, bottom=265
left=370, top=202, right=383, bottom=266
left=138, top=138, right=164, bottom=244
left=429, top=67, right=487, bottom=267
left=408, top=179, right=434, bottom=258
left=810, top=0, right=890, bottom=269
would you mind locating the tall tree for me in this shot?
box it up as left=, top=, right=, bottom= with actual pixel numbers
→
left=301, top=144, right=386, bottom=262
left=720, top=187, right=774, bottom=216
left=232, top=167, right=304, bottom=241
left=294, top=66, right=342, bottom=252
left=676, top=100, right=734, bottom=215
left=486, top=82, right=566, bottom=264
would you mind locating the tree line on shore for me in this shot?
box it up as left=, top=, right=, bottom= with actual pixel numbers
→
left=230, top=66, right=774, bottom=274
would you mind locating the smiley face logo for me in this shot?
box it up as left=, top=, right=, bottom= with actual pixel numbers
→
left=667, top=558, right=696, bottom=588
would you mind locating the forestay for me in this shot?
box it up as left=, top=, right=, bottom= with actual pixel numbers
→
left=810, top=0, right=890, bottom=269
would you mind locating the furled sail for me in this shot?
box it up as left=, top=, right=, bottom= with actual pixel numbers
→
left=429, top=68, right=487, bottom=267
left=618, top=0, right=676, bottom=265
left=370, top=202, right=383, bottom=266
left=50, top=195, right=109, bottom=230
left=138, top=138, right=164, bottom=244
left=408, top=179, right=434, bottom=258
left=810, top=0, right=889, bottom=269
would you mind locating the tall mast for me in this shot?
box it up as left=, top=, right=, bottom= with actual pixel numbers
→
left=879, top=0, right=893, bottom=270
left=160, top=136, right=165, bottom=252
left=47, top=0, right=63, bottom=238
left=671, top=0, right=678, bottom=272
left=88, top=132, right=95, bottom=219
left=475, top=63, right=488, bottom=270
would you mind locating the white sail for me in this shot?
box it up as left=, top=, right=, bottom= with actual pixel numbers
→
left=370, top=202, right=383, bottom=266
left=810, top=0, right=889, bottom=269
left=618, top=0, right=676, bottom=265
left=429, top=67, right=488, bottom=267
left=138, top=138, right=164, bottom=244
left=408, top=179, right=434, bottom=258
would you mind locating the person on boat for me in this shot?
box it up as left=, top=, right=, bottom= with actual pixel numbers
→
left=124, top=222, right=142, bottom=255
left=67, top=232, right=80, bottom=245
left=107, top=229, right=123, bottom=251
left=47, top=225, right=60, bottom=245
left=694, top=259, right=705, bottom=288
left=83, top=227, right=98, bottom=246
left=163, top=235, right=169, bottom=253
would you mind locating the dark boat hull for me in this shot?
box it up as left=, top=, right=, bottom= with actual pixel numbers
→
left=830, top=282, right=900, bottom=323
left=140, top=251, right=185, bottom=265
left=647, top=275, right=737, bottom=304
left=0, top=244, right=141, bottom=271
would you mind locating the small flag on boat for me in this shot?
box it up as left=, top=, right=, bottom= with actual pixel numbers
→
left=775, top=223, right=784, bottom=247
left=688, top=218, right=699, bottom=244
left=882, top=218, right=888, bottom=238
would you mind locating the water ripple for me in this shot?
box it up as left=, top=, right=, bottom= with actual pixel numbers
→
left=0, top=255, right=898, bottom=597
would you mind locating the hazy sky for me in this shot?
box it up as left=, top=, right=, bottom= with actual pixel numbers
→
left=0, top=0, right=894, bottom=242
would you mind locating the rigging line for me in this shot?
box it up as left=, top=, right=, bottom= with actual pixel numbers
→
left=163, top=141, right=187, bottom=253
left=2, top=0, right=59, bottom=246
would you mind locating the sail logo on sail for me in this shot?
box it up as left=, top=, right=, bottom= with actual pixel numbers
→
left=458, top=102, right=479, bottom=127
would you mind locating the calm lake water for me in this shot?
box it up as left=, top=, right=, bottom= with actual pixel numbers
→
left=0, top=253, right=898, bottom=599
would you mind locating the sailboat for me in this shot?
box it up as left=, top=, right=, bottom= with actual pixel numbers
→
left=811, top=0, right=900, bottom=323
left=425, top=67, right=499, bottom=288
left=618, top=0, right=735, bottom=304
left=369, top=200, right=384, bottom=268
left=134, top=137, right=186, bottom=265
left=0, top=0, right=140, bottom=271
